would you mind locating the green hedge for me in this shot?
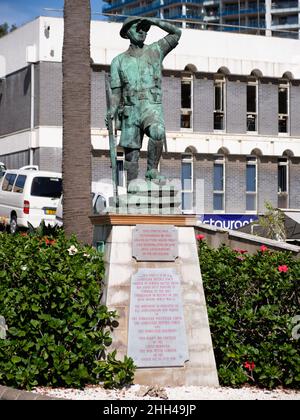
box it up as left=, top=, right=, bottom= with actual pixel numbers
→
left=199, top=239, right=300, bottom=389
left=0, top=230, right=135, bottom=390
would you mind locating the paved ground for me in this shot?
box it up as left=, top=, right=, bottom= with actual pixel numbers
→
left=32, top=384, right=300, bottom=400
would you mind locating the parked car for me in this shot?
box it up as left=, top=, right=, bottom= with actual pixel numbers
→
left=0, top=162, right=6, bottom=180
left=0, top=166, right=62, bottom=233
left=55, top=182, right=126, bottom=227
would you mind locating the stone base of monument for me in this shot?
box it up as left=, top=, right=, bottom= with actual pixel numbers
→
left=107, top=180, right=182, bottom=215
left=90, top=214, right=219, bottom=387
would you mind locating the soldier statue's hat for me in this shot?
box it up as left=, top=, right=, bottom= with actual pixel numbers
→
left=120, top=16, right=143, bottom=39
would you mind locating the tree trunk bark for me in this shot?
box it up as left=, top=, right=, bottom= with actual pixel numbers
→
left=62, top=0, right=92, bottom=244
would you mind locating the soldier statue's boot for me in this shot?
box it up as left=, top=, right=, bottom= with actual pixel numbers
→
left=145, top=138, right=166, bottom=184
left=124, top=161, right=139, bottom=189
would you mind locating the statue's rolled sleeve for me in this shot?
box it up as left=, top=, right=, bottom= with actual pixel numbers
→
left=158, top=34, right=179, bottom=59
left=110, top=57, right=122, bottom=89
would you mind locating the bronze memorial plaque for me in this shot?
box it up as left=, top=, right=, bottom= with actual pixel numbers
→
left=132, top=224, right=178, bottom=261
left=127, top=268, right=189, bottom=368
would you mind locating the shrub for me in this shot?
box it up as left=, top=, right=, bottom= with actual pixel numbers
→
left=0, top=230, right=135, bottom=390
left=199, top=240, right=300, bottom=389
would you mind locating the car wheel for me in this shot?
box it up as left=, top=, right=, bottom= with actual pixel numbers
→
left=10, top=216, right=17, bottom=235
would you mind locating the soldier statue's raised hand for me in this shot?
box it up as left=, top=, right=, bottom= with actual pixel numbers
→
left=106, top=17, right=181, bottom=185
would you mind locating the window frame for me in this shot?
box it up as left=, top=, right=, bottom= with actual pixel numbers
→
left=246, top=80, right=258, bottom=133
left=213, top=155, right=225, bottom=212
left=180, top=73, right=193, bottom=131
left=246, top=156, right=257, bottom=213
left=278, top=81, right=290, bottom=135
left=116, top=151, right=126, bottom=187
left=1, top=173, right=17, bottom=192
left=181, top=153, right=194, bottom=214
left=213, top=76, right=226, bottom=132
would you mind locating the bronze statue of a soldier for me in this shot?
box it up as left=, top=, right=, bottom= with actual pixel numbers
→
left=106, top=17, right=181, bottom=184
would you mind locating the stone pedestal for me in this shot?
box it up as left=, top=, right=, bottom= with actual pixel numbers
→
left=90, top=214, right=219, bottom=387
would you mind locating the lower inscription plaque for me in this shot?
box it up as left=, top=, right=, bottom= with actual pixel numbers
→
left=127, top=268, right=189, bottom=367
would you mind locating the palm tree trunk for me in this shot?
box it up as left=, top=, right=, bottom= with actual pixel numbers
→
left=62, top=0, right=92, bottom=244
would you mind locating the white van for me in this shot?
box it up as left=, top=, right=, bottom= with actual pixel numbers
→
left=55, top=182, right=126, bottom=227
left=0, top=166, right=62, bottom=233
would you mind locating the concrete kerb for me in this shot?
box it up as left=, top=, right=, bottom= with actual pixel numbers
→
left=0, top=385, right=63, bottom=400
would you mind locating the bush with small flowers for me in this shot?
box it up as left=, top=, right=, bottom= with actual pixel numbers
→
left=0, top=229, right=135, bottom=390
left=198, top=239, right=300, bottom=389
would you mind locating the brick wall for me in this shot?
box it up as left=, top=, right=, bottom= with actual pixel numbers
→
left=162, top=75, right=181, bottom=131
left=34, top=147, right=62, bottom=172
left=0, top=150, right=29, bottom=169
left=257, top=156, right=278, bottom=212
left=226, top=81, right=247, bottom=134
left=290, top=84, right=300, bottom=136
left=194, top=154, right=214, bottom=213
left=0, top=66, right=31, bottom=136
left=38, top=62, right=62, bottom=126
left=289, top=157, right=300, bottom=208
left=258, top=82, right=278, bottom=135
left=91, top=69, right=106, bottom=129
left=225, top=155, right=246, bottom=213
left=193, top=78, right=214, bottom=133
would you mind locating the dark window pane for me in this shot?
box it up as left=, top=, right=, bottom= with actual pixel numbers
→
left=213, top=193, right=224, bottom=211
left=247, top=85, right=256, bottom=113
left=278, top=116, right=288, bottom=133
left=2, top=173, right=17, bottom=192
left=214, top=84, right=223, bottom=111
left=246, top=165, right=256, bottom=192
left=182, top=192, right=193, bottom=211
left=181, top=81, right=191, bottom=108
left=214, top=112, right=224, bottom=130
left=181, top=113, right=191, bottom=128
left=181, top=162, right=192, bottom=190
left=246, top=194, right=256, bottom=211
left=31, top=177, right=62, bottom=198
left=214, top=164, right=223, bottom=191
left=13, top=175, right=27, bottom=193
left=278, top=165, right=287, bottom=192
left=2, top=174, right=11, bottom=191
left=279, top=87, right=288, bottom=114
left=247, top=115, right=256, bottom=131
left=117, top=160, right=124, bottom=187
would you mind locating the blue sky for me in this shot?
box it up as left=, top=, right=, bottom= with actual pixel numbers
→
left=0, top=0, right=105, bottom=27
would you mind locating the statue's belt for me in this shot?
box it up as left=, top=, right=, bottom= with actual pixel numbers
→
left=123, top=88, right=161, bottom=103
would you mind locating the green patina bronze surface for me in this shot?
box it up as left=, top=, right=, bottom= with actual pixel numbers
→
left=107, top=17, right=181, bottom=184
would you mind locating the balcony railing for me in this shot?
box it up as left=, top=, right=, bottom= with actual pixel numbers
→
left=271, top=1, right=299, bottom=9
left=104, top=0, right=205, bottom=13
left=221, top=5, right=265, bottom=17
left=103, top=0, right=139, bottom=13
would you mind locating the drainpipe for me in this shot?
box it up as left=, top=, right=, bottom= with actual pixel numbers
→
left=265, top=0, right=272, bottom=37
left=29, top=62, right=34, bottom=165
left=26, top=45, right=36, bottom=166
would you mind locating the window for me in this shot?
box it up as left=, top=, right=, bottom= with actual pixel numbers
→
left=247, top=81, right=258, bottom=132
left=214, top=77, right=225, bottom=130
left=278, top=157, right=289, bottom=208
left=278, top=83, right=289, bottom=133
left=117, top=151, right=125, bottom=187
left=31, top=177, right=62, bottom=198
left=181, top=154, right=193, bottom=212
left=213, top=156, right=225, bottom=211
left=13, top=175, right=27, bottom=193
left=181, top=74, right=193, bottom=129
left=2, top=173, right=17, bottom=192
left=246, top=157, right=257, bottom=212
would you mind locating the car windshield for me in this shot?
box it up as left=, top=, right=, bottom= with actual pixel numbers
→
left=31, top=177, right=62, bottom=198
